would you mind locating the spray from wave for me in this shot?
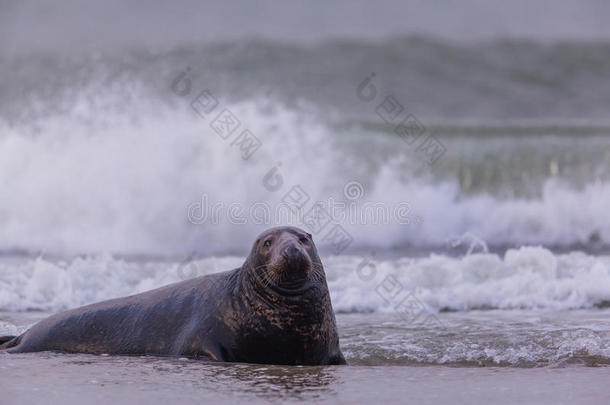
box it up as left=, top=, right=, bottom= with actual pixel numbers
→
left=2, top=37, right=610, bottom=256
left=1, top=95, right=609, bottom=256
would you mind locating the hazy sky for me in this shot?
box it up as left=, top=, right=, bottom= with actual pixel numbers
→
left=2, top=0, right=610, bottom=54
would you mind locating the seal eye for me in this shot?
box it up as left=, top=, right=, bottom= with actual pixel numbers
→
left=299, top=236, right=309, bottom=244
left=263, top=239, right=272, bottom=248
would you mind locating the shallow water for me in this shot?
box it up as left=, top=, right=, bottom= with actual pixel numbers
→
left=2, top=330, right=609, bottom=404
left=4, top=353, right=609, bottom=405
left=3, top=310, right=609, bottom=367
left=2, top=310, right=610, bottom=404
left=340, top=311, right=610, bottom=367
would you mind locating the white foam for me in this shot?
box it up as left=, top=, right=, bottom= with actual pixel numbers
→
left=0, top=248, right=608, bottom=313
left=327, top=248, right=610, bottom=313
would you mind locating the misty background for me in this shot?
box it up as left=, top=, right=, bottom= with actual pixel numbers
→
left=1, top=0, right=610, bottom=257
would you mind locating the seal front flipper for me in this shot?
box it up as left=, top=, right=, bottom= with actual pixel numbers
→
left=328, top=352, right=348, bottom=365
left=0, top=335, right=19, bottom=349
left=0, top=335, right=16, bottom=344
left=175, top=329, right=232, bottom=362
left=183, top=341, right=231, bottom=362
left=197, top=337, right=233, bottom=362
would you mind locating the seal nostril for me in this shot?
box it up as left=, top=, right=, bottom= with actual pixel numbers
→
left=282, top=242, right=303, bottom=258
left=285, top=245, right=299, bottom=257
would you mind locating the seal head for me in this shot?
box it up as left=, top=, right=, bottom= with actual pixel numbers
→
left=228, top=226, right=346, bottom=365
left=248, top=226, right=321, bottom=295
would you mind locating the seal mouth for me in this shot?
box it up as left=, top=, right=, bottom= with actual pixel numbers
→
left=278, top=277, right=307, bottom=290
left=272, top=280, right=316, bottom=296
left=271, top=262, right=314, bottom=295
left=252, top=263, right=316, bottom=297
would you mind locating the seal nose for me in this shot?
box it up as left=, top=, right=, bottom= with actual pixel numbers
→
left=283, top=244, right=307, bottom=266
left=279, top=243, right=309, bottom=289
left=285, top=245, right=301, bottom=259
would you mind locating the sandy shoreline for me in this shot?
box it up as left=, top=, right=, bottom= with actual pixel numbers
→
left=1, top=352, right=608, bottom=405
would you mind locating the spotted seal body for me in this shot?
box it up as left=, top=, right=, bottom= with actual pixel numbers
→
left=0, top=227, right=346, bottom=365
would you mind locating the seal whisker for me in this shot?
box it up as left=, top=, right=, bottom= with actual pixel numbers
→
left=310, top=262, right=326, bottom=282
left=253, top=264, right=274, bottom=289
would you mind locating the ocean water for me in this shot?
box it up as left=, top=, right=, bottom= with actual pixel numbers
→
left=2, top=5, right=610, bottom=402
left=3, top=38, right=610, bottom=256
left=1, top=253, right=610, bottom=367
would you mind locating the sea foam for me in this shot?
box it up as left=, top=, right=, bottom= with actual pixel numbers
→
left=0, top=248, right=608, bottom=313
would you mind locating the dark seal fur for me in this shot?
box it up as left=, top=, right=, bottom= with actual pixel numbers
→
left=0, top=227, right=346, bottom=365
